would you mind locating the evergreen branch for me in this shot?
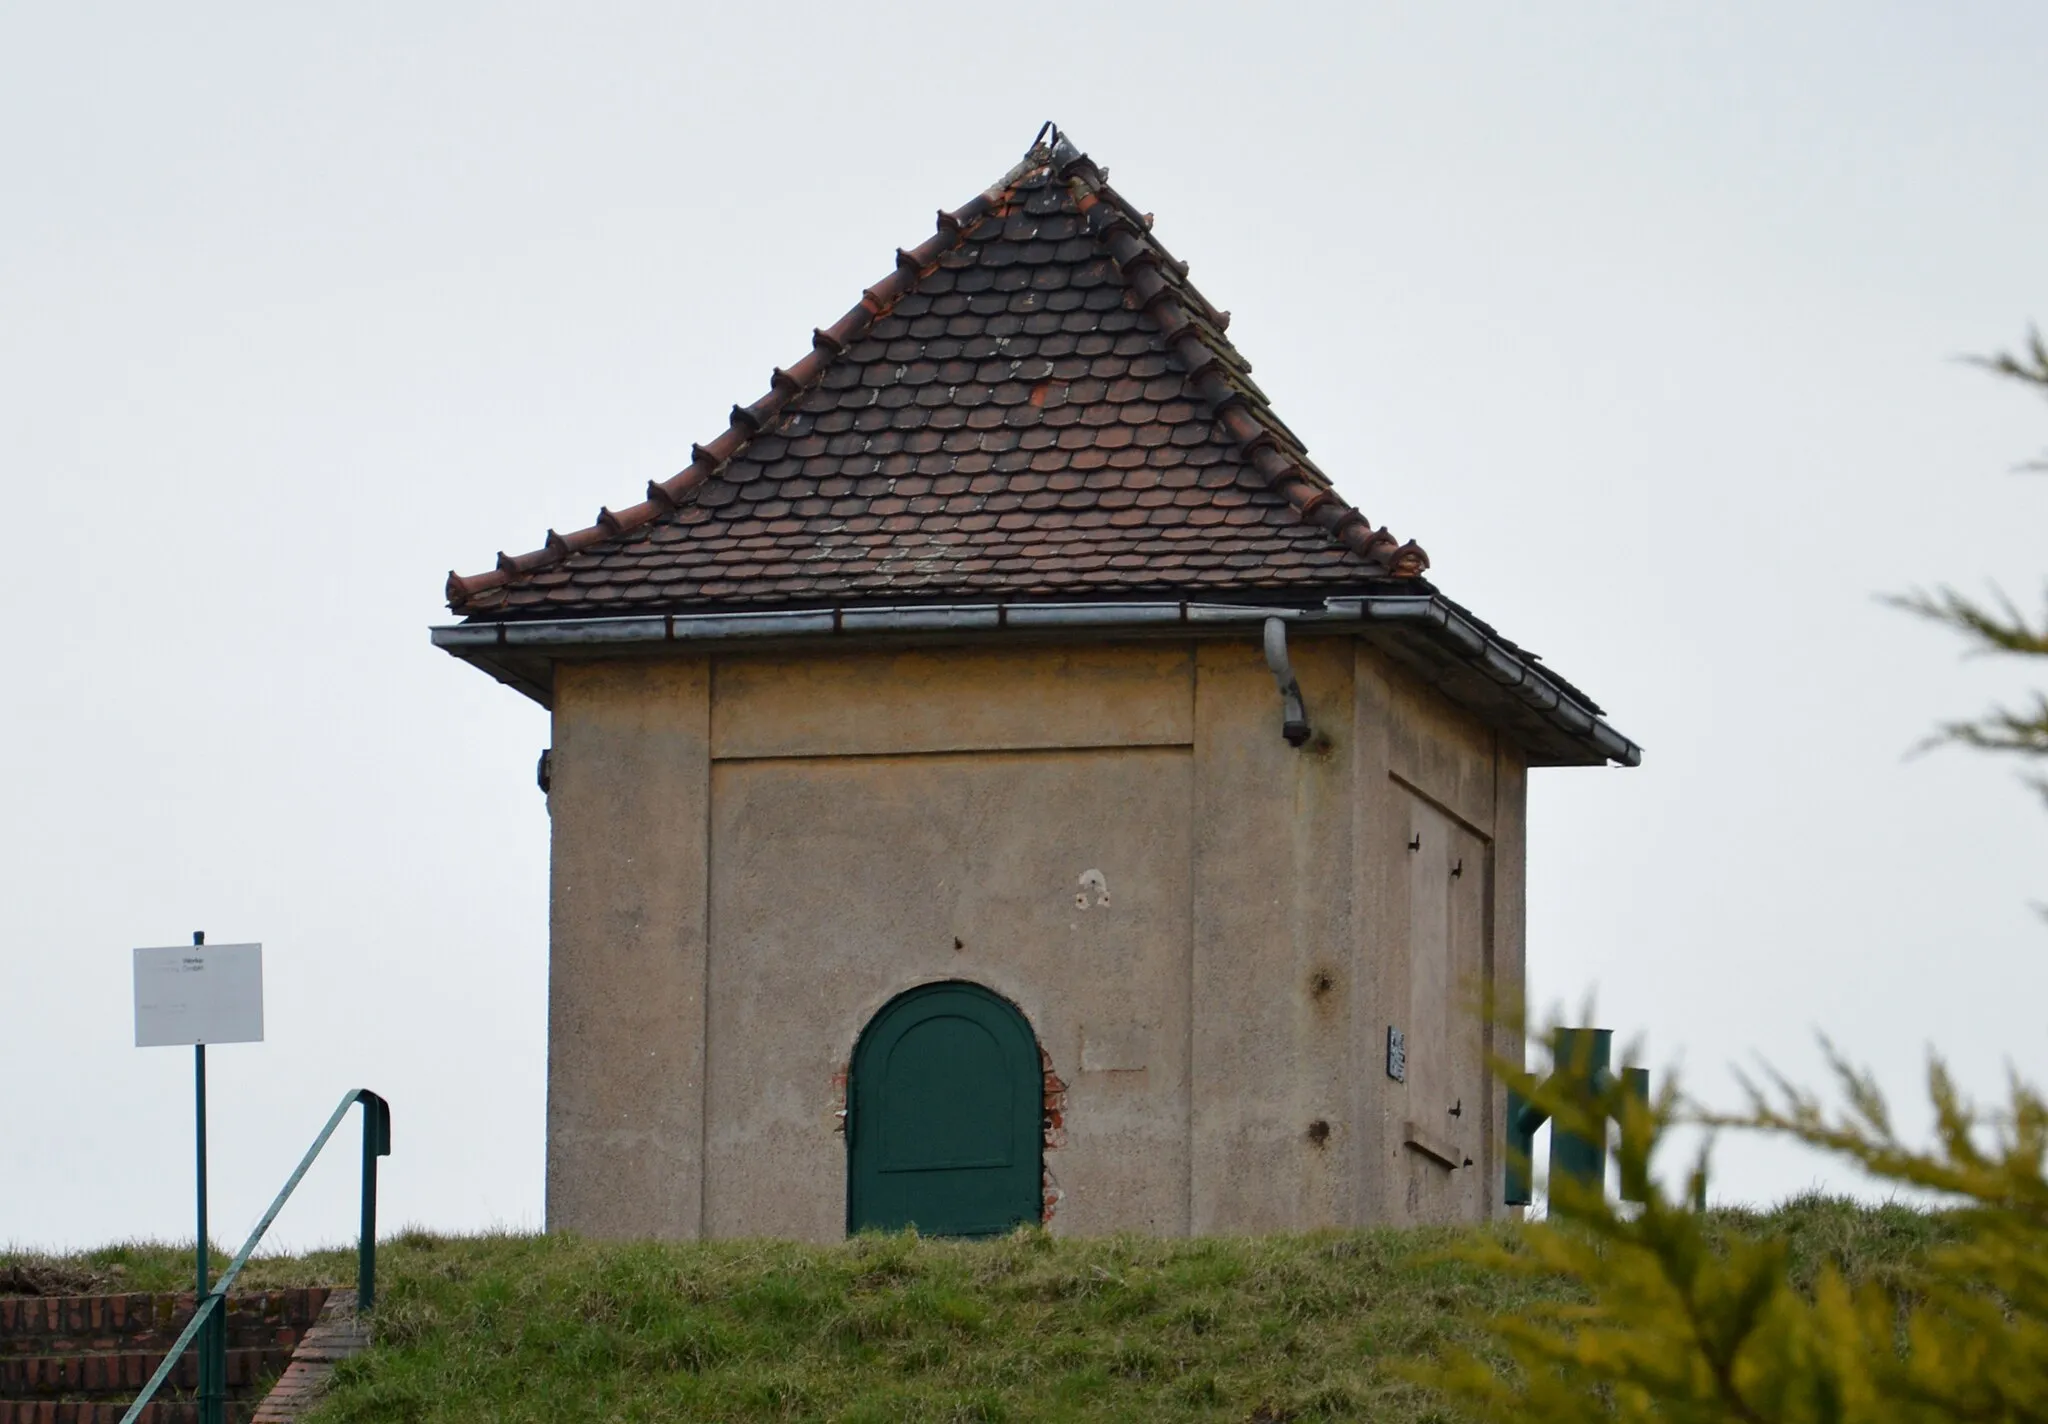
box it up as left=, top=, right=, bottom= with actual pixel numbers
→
left=1963, top=325, right=2048, bottom=393
left=1887, top=585, right=2048, bottom=659
left=1964, top=326, right=2048, bottom=469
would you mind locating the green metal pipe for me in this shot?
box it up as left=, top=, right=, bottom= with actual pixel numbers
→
left=1548, top=1028, right=1612, bottom=1194
left=1504, top=1086, right=1539, bottom=1207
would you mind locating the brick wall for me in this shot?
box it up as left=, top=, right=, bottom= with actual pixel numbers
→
left=0, top=1290, right=329, bottom=1424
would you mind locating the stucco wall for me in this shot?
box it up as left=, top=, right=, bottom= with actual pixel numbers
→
left=547, top=659, right=710, bottom=1239
left=1352, top=646, right=1528, bottom=1226
left=706, top=747, right=1193, bottom=1238
left=544, top=634, right=1528, bottom=1240
left=1188, top=638, right=1356, bottom=1234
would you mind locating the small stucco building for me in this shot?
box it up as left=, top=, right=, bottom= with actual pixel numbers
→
left=434, top=130, right=1637, bottom=1242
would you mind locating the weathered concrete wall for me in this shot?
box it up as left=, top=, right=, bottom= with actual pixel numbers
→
left=1486, top=745, right=1530, bottom=1220
left=543, top=633, right=1529, bottom=1240
left=547, top=659, right=711, bottom=1238
left=710, top=643, right=1193, bottom=759
left=1352, top=645, right=1528, bottom=1226
left=1188, top=636, right=1356, bottom=1234
left=703, top=642, right=1193, bottom=1242
left=705, top=748, right=1193, bottom=1240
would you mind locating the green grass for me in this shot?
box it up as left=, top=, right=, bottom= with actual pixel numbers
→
left=3, top=1196, right=1956, bottom=1423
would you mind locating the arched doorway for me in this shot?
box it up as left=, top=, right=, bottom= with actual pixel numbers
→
left=847, top=981, right=1044, bottom=1238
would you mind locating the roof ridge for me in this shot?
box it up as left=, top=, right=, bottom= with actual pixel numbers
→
left=1057, top=155, right=1427, bottom=579
left=445, top=142, right=1060, bottom=610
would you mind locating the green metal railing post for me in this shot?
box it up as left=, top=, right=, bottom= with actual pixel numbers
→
left=119, top=1089, right=391, bottom=1424
left=358, top=1093, right=391, bottom=1312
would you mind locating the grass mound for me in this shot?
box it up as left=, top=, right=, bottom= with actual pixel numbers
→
left=4, top=1197, right=1951, bottom=1422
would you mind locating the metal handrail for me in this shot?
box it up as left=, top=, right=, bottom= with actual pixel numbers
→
left=119, top=1088, right=391, bottom=1424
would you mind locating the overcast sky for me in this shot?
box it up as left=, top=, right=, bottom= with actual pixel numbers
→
left=5, top=3, right=2044, bottom=1251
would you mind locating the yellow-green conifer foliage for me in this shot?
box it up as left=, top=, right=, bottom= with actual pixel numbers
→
left=1420, top=1044, right=2048, bottom=1422
left=1423, top=331, right=2048, bottom=1422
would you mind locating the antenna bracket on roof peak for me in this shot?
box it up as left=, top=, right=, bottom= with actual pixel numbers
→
left=1027, top=120, right=1086, bottom=174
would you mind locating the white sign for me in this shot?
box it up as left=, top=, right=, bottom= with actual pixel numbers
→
left=133, top=943, right=264, bottom=1047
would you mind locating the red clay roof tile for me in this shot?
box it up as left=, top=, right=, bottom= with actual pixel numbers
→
left=445, top=131, right=1430, bottom=617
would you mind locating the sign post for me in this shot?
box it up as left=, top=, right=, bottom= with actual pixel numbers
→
left=194, top=941, right=208, bottom=1421
left=134, top=933, right=263, bottom=1424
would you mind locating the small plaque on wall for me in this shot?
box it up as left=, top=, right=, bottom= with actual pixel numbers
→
left=1385, top=1025, right=1406, bottom=1082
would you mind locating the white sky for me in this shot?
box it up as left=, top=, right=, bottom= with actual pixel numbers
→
left=4, top=3, right=2044, bottom=1250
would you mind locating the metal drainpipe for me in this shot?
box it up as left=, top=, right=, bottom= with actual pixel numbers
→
left=1262, top=617, right=1311, bottom=747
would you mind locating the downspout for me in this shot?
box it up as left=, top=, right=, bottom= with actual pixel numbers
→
left=1262, top=616, right=1311, bottom=747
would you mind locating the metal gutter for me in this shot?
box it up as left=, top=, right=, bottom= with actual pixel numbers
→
left=1332, top=596, right=1629, bottom=756
left=430, top=595, right=1641, bottom=767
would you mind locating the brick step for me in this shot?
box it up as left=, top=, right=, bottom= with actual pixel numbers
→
left=0, top=1292, right=328, bottom=1357
left=1, top=1345, right=294, bottom=1398
left=0, top=1401, right=255, bottom=1423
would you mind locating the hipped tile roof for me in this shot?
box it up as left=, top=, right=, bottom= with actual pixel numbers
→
left=446, top=131, right=1431, bottom=618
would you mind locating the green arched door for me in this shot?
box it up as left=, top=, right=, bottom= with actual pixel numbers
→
left=848, top=981, right=1043, bottom=1238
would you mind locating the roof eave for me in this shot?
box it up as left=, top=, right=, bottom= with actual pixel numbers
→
left=431, top=594, right=1638, bottom=769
